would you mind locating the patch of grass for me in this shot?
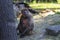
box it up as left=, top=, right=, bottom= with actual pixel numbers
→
left=57, top=0, right=60, bottom=3
left=29, top=3, right=60, bottom=9
left=55, top=12, right=60, bottom=14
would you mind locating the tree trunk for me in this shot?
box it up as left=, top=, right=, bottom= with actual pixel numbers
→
left=0, top=0, right=18, bottom=40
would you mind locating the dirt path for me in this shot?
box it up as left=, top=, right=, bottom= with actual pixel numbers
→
left=19, top=14, right=60, bottom=40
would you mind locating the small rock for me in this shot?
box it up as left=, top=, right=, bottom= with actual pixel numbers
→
left=45, top=25, right=60, bottom=36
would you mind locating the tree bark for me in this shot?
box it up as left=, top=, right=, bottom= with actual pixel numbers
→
left=0, top=0, right=18, bottom=40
